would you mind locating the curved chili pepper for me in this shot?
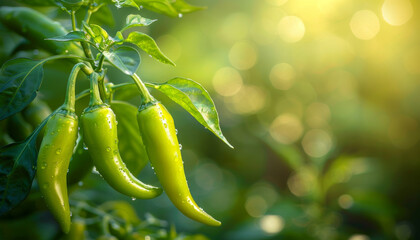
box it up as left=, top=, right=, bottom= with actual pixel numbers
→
left=137, top=102, right=221, bottom=226
left=81, top=72, right=162, bottom=199
left=37, top=63, right=86, bottom=233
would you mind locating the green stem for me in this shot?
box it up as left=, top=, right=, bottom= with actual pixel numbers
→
left=63, top=63, right=87, bottom=112
left=89, top=72, right=104, bottom=106
left=71, top=10, right=77, bottom=31
left=131, top=73, right=155, bottom=104
left=96, top=54, right=105, bottom=71
left=84, top=9, right=92, bottom=23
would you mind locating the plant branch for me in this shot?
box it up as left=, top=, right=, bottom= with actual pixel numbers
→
left=131, top=73, right=155, bottom=105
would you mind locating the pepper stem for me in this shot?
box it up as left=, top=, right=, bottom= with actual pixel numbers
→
left=63, top=62, right=87, bottom=113
left=89, top=72, right=104, bottom=106
left=131, top=73, right=155, bottom=105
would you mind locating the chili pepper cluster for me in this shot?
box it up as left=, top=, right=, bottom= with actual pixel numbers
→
left=37, top=67, right=220, bottom=233
left=0, top=4, right=225, bottom=234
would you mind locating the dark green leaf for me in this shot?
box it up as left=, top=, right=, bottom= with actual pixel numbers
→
left=104, top=46, right=141, bottom=75
left=0, top=58, right=44, bottom=121
left=111, top=101, right=149, bottom=175
left=149, top=77, right=233, bottom=148
left=15, top=0, right=58, bottom=6
left=121, top=14, right=157, bottom=32
left=172, top=0, right=206, bottom=14
left=125, top=32, right=175, bottom=66
left=134, top=0, right=178, bottom=17
left=0, top=114, right=50, bottom=215
left=46, top=31, right=90, bottom=43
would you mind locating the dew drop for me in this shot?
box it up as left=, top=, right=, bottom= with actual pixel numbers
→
left=106, top=147, right=111, bottom=152
left=175, top=129, right=178, bottom=135
left=131, top=197, right=136, bottom=201
left=179, top=144, right=182, bottom=150
left=41, top=162, right=48, bottom=170
left=70, top=212, right=73, bottom=217
left=83, top=143, right=88, bottom=150
left=56, top=148, right=62, bottom=155
left=140, top=5, right=143, bottom=9
left=78, top=181, right=83, bottom=186
left=178, top=13, right=183, bottom=18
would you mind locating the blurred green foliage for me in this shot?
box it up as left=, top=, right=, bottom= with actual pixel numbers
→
left=1, top=0, right=420, bottom=239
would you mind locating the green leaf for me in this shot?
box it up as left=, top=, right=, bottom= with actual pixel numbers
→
left=0, top=58, right=44, bottom=121
left=121, top=14, right=157, bottom=32
left=0, top=55, right=82, bottom=121
left=0, top=113, right=50, bottom=215
left=172, top=0, right=206, bottom=14
left=149, top=77, right=233, bottom=148
left=83, top=23, right=113, bottom=50
left=134, top=0, right=178, bottom=17
left=15, top=0, right=58, bottom=6
left=110, top=0, right=139, bottom=9
left=111, top=101, right=149, bottom=175
left=104, top=46, right=141, bottom=75
left=125, top=32, right=175, bottom=66
left=46, top=31, right=90, bottom=43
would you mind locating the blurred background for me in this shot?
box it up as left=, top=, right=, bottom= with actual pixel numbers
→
left=1, top=0, right=420, bottom=239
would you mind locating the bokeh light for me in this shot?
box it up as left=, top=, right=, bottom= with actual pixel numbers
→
left=229, top=41, right=258, bottom=70
left=382, top=0, right=413, bottom=26
left=269, top=113, right=304, bottom=144
left=278, top=16, right=306, bottom=43
left=259, top=215, right=285, bottom=234
left=350, top=10, right=380, bottom=40
left=301, top=129, right=333, bottom=158
left=212, top=67, right=243, bottom=96
left=269, top=63, right=296, bottom=90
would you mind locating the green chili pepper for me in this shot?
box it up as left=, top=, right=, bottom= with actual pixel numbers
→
left=37, top=63, right=85, bottom=233
left=64, top=219, right=86, bottom=240
left=137, top=102, right=221, bottom=226
left=0, top=6, right=83, bottom=56
left=81, top=73, right=162, bottom=199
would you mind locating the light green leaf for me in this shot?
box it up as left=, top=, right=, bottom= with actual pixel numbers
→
left=121, top=14, right=157, bottom=32
left=111, top=0, right=139, bottom=9
left=125, top=32, right=175, bottom=66
left=104, top=46, right=141, bottom=75
left=172, top=0, right=206, bottom=14
left=46, top=31, right=90, bottom=43
left=148, top=77, right=233, bottom=148
left=134, top=0, right=178, bottom=17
